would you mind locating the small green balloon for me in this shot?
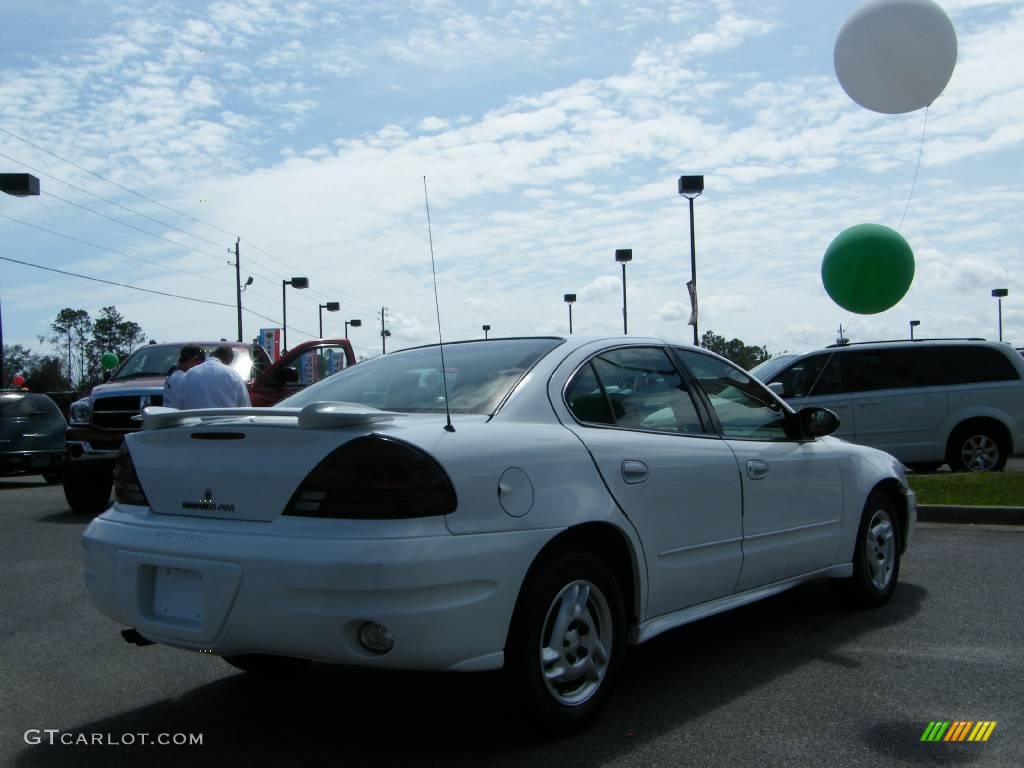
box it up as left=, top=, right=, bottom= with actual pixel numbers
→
left=101, top=352, right=119, bottom=370
left=821, top=223, right=915, bottom=314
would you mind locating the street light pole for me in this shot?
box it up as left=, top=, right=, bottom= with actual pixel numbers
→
left=615, top=249, right=632, bottom=334
left=992, top=289, right=1008, bottom=341
left=318, top=302, right=340, bottom=338
left=678, top=175, right=705, bottom=346
left=910, top=319, right=920, bottom=340
left=281, top=277, right=309, bottom=351
left=234, top=239, right=243, bottom=342
left=344, top=319, right=361, bottom=339
left=0, top=174, right=41, bottom=388
left=482, top=324, right=490, bottom=340
left=564, top=294, right=576, bottom=335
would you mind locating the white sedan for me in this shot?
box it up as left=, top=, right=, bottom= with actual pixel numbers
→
left=82, top=336, right=914, bottom=732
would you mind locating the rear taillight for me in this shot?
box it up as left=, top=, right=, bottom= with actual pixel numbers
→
left=284, top=435, right=457, bottom=519
left=113, top=442, right=149, bottom=506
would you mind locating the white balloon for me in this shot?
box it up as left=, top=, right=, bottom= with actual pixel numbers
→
left=834, top=0, right=957, bottom=114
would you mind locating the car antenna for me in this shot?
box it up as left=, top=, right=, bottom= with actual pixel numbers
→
left=423, top=175, right=455, bottom=433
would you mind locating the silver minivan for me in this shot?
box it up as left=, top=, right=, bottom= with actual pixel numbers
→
left=751, top=340, right=1024, bottom=471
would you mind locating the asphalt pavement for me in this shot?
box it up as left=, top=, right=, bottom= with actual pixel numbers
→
left=1, top=477, right=1022, bottom=767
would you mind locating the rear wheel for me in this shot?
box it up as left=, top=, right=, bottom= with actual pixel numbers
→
left=223, top=654, right=312, bottom=676
left=62, top=464, right=112, bottom=514
left=834, top=490, right=901, bottom=609
left=505, top=551, right=625, bottom=734
left=947, top=423, right=1007, bottom=472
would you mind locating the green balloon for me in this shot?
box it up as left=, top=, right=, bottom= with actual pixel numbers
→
left=101, top=352, right=119, bottom=370
left=821, top=223, right=915, bottom=314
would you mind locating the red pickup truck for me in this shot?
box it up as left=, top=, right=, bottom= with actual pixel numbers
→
left=64, top=338, right=355, bottom=514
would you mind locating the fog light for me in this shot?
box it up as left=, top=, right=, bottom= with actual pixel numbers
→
left=358, top=622, right=394, bottom=654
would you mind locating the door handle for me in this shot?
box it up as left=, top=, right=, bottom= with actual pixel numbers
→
left=621, top=460, right=649, bottom=484
left=746, top=460, right=770, bottom=480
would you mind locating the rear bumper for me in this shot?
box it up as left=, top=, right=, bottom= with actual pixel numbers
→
left=1, top=450, right=63, bottom=475
left=82, top=506, right=555, bottom=671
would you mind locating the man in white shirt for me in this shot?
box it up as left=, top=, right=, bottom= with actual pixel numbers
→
left=178, top=346, right=252, bottom=409
left=163, top=345, right=205, bottom=408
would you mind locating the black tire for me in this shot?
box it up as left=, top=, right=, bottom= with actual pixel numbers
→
left=505, top=551, right=626, bottom=734
left=834, top=490, right=901, bottom=609
left=905, top=462, right=941, bottom=474
left=946, top=423, right=1007, bottom=472
left=62, top=465, right=113, bottom=514
left=42, top=469, right=63, bottom=484
left=223, top=654, right=312, bottom=676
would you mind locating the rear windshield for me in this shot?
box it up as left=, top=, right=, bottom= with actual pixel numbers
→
left=0, top=394, right=61, bottom=417
left=278, top=338, right=563, bottom=415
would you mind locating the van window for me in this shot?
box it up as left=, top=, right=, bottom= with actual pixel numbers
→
left=842, top=349, right=931, bottom=392
left=776, top=352, right=843, bottom=397
left=932, top=346, right=1020, bottom=385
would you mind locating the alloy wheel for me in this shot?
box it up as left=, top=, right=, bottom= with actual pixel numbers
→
left=865, top=508, right=896, bottom=591
left=539, top=579, right=614, bottom=707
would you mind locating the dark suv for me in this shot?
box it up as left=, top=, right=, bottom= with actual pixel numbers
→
left=64, top=338, right=355, bottom=513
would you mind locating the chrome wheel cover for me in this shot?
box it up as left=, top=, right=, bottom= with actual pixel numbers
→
left=865, top=508, right=896, bottom=591
left=960, top=434, right=999, bottom=472
left=539, top=579, right=613, bottom=706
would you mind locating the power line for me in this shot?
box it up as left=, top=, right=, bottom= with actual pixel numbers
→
left=0, top=149, right=233, bottom=252
left=43, top=190, right=229, bottom=265
left=0, top=253, right=317, bottom=337
left=0, top=125, right=240, bottom=240
left=0, top=211, right=229, bottom=285
left=0, top=126, right=384, bottom=317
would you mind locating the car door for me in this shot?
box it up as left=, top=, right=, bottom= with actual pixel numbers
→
left=843, top=347, right=947, bottom=463
left=674, top=349, right=844, bottom=591
left=560, top=346, right=744, bottom=618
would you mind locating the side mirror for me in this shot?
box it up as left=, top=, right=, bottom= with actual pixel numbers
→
left=276, top=366, right=299, bottom=385
left=799, top=407, right=840, bottom=438
left=767, top=381, right=785, bottom=397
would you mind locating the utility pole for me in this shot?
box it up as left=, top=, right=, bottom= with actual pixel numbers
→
left=234, top=238, right=242, bottom=342
left=380, top=306, right=389, bottom=354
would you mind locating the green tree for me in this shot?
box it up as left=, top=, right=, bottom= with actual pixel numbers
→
left=50, top=308, right=92, bottom=389
left=3, top=344, right=36, bottom=384
left=25, top=356, right=66, bottom=392
left=89, top=306, right=144, bottom=380
left=701, top=330, right=772, bottom=370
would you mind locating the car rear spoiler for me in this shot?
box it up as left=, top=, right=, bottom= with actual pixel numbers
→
left=140, top=402, right=406, bottom=431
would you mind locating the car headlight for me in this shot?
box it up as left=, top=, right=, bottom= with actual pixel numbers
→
left=69, top=398, right=92, bottom=426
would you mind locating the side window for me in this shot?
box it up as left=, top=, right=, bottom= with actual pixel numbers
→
left=290, top=346, right=351, bottom=386
left=676, top=349, right=793, bottom=441
left=566, top=348, right=705, bottom=434
left=775, top=352, right=843, bottom=397
left=933, top=346, right=1021, bottom=385
left=844, top=349, right=927, bottom=391
left=564, top=362, right=615, bottom=425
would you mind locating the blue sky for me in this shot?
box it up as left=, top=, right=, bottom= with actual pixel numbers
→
left=1, top=0, right=1021, bottom=362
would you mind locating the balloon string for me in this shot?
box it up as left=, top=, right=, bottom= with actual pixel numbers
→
left=897, top=106, right=929, bottom=231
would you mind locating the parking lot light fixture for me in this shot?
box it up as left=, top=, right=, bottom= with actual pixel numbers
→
left=1, top=173, right=41, bottom=390
left=678, top=175, right=704, bottom=346
left=615, top=249, right=632, bottom=334
left=281, top=277, right=309, bottom=351
left=319, top=301, right=340, bottom=338
left=344, top=319, right=361, bottom=339
left=482, top=324, right=491, bottom=340
left=992, top=289, right=1008, bottom=341
left=564, top=294, right=577, bottom=335
left=910, top=320, right=920, bottom=340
